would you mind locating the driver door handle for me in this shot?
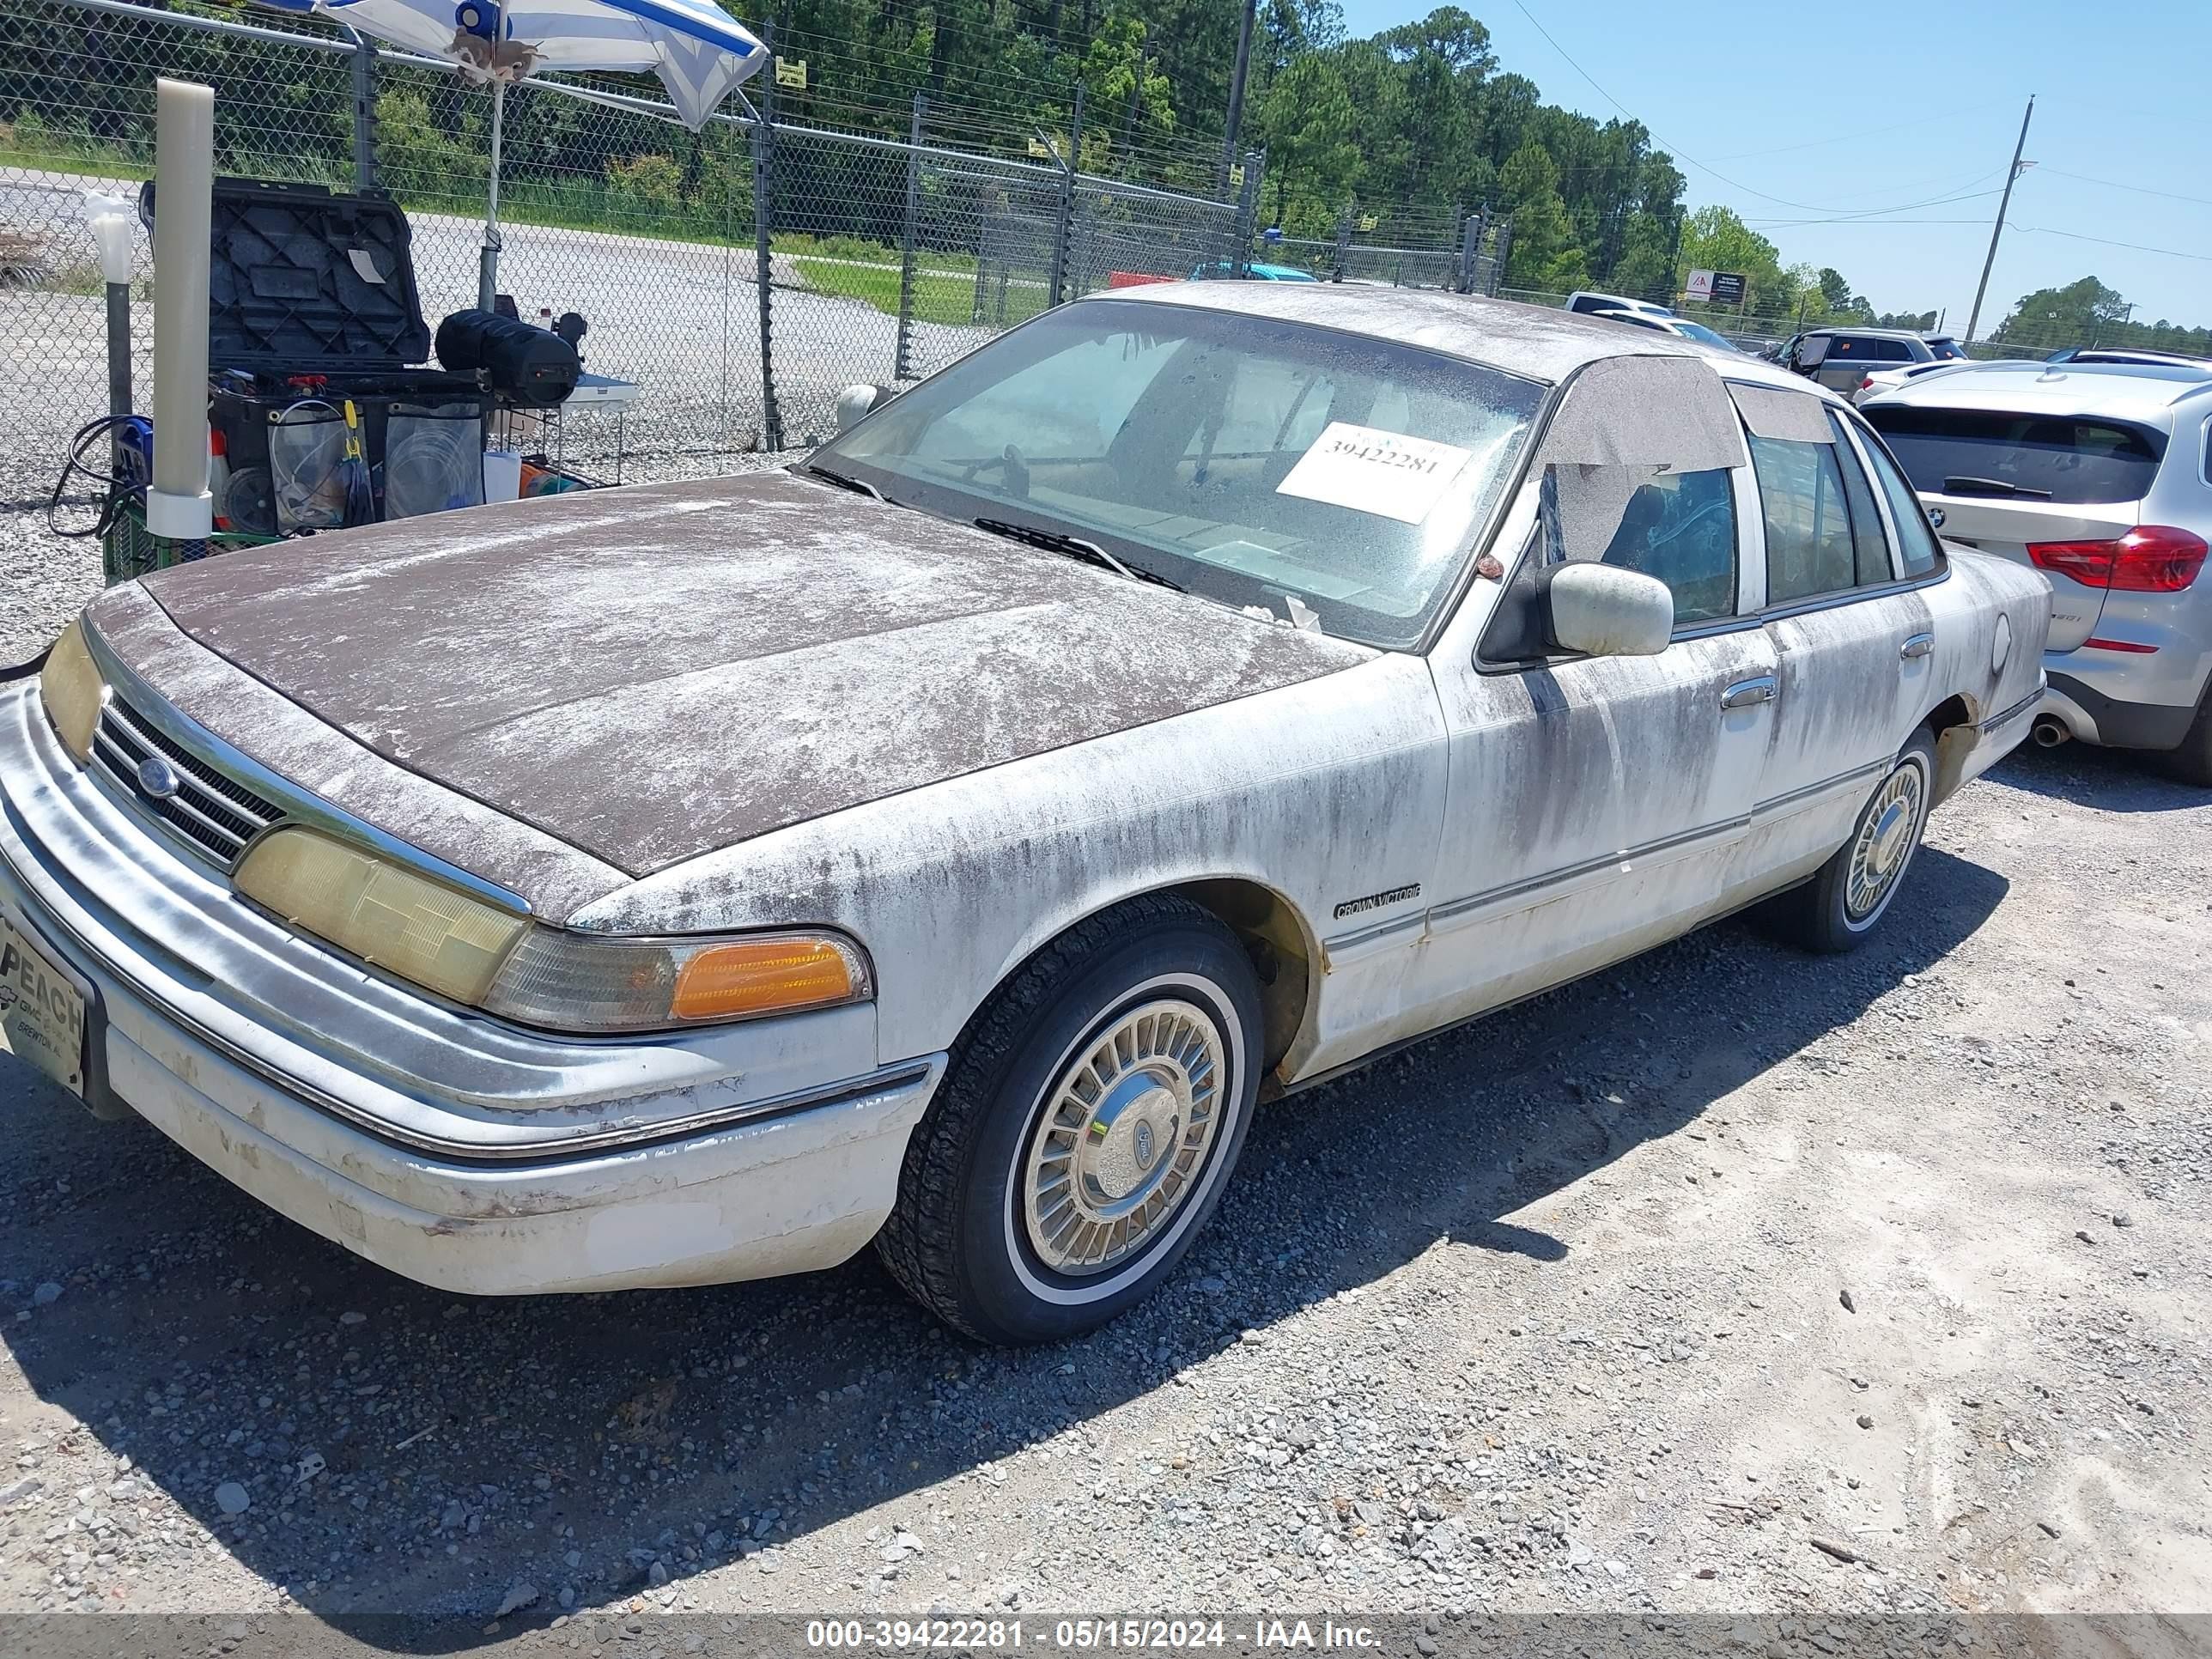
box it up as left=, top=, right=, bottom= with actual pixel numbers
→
left=1900, top=633, right=1935, bottom=660
left=1721, top=675, right=1778, bottom=711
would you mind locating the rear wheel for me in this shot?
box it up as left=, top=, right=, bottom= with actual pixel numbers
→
left=2157, top=690, right=2212, bottom=787
left=876, top=895, right=1261, bottom=1345
left=1767, top=730, right=1937, bottom=954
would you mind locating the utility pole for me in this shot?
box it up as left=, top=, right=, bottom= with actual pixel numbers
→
left=1219, top=0, right=1256, bottom=198
left=1965, top=95, right=2034, bottom=346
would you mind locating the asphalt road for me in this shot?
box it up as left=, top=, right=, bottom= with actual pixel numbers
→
left=2, top=738, right=2208, bottom=1646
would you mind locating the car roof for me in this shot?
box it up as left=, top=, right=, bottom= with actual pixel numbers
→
left=1089, top=283, right=1821, bottom=392
left=1862, top=360, right=2212, bottom=423
left=2050, top=346, right=2212, bottom=368
left=1806, top=325, right=1943, bottom=343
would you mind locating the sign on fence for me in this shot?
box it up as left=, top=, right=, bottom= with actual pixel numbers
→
left=774, top=58, right=806, bottom=88
left=1711, top=270, right=1747, bottom=307
left=1686, top=268, right=1714, bottom=301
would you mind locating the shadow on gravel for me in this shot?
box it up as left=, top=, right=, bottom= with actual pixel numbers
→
left=0, top=849, right=2008, bottom=1642
left=1985, top=736, right=2204, bottom=814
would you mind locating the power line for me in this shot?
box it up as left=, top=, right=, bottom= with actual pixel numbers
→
left=2011, top=224, right=2212, bottom=264
left=1746, top=183, right=2007, bottom=228
left=1705, top=99, right=2010, bottom=162
left=2034, top=168, right=2212, bottom=210
left=1498, top=0, right=2017, bottom=220
left=1745, top=216, right=1997, bottom=231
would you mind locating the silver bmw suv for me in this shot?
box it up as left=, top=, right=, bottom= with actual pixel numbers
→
left=1863, top=362, right=2212, bottom=783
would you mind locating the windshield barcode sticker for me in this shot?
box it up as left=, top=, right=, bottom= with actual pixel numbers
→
left=1274, top=422, right=1475, bottom=524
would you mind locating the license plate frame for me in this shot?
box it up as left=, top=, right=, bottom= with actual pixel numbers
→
left=0, top=904, right=90, bottom=1099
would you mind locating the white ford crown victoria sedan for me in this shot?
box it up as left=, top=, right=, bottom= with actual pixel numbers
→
left=0, top=287, right=2050, bottom=1342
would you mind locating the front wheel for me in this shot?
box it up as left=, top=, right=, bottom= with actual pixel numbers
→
left=876, top=895, right=1262, bottom=1344
left=1767, top=729, right=1937, bottom=954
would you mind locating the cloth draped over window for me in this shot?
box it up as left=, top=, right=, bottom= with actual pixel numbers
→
left=1534, top=356, right=1747, bottom=558
left=1727, top=382, right=1838, bottom=444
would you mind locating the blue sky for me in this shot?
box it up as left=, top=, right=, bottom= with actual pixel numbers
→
left=1333, top=0, right=2212, bottom=334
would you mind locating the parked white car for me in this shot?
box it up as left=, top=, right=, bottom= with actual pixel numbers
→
left=1565, top=289, right=1674, bottom=319
left=1585, top=307, right=1746, bottom=353
left=1850, top=359, right=1988, bottom=405
left=0, top=288, right=2051, bottom=1342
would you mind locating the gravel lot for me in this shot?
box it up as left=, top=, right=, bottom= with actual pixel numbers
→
left=2, top=736, right=2208, bottom=1641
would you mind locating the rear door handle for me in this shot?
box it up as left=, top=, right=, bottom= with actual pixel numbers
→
left=1900, top=633, right=1935, bottom=660
left=1721, top=675, right=1778, bottom=710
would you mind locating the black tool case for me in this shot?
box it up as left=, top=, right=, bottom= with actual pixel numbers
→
left=142, top=177, right=485, bottom=534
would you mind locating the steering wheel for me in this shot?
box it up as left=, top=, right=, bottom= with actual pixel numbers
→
left=960, top=443, right=1030, bottom=499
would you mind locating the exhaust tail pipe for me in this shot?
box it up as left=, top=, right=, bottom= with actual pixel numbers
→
left=2032, top=715, right=2071, bottom=749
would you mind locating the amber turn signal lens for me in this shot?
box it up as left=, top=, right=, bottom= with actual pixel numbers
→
left=671, top=936, right=863, bottom=1021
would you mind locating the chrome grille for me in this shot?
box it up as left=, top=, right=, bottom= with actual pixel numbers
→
left=89, top=692, right=285, bottom=869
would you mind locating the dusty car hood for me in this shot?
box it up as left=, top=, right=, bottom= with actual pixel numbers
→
left=131, top=471, right=1372, bottom=878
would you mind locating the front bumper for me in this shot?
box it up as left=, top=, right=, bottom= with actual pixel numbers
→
left=0, top=683, right=942, bottom=1293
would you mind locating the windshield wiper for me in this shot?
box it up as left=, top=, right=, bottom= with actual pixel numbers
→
left=1942, top=474, right=2052, bottom=500
left=973, top=517, right=1184, bottom=591
left=802, top=461, right=884, bottom=501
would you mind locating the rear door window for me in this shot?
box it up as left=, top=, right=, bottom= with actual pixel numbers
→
left=1829, top=412, right=1895, bottom=585
left=1869, top=339, right=1914, bottom=362
left=1850, top=422, right=1945, bottom=576
left=1750, top=435, right=1857, bottom=603
left=1863, top=406, right=2166, bottom=505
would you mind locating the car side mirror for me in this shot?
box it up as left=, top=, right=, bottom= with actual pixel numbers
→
left=1543, top=562, right=1675, bottom=658
left=835, top=383, right=896, bottom=431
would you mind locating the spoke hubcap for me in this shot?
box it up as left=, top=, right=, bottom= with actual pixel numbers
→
left=1847, top=763, right=1925, bottom=921
left=1022, top=999, right=1225, bottom=1277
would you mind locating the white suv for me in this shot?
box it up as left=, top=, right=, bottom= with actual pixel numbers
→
left=1863, top=361, right=2212, bottom=782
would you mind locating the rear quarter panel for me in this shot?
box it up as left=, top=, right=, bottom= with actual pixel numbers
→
left=1924, top=545, right=2054, bottom=788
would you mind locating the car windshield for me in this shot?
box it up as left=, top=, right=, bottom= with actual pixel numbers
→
left=1673, top=320, right=1735, bottom=349
left=811, top=299, right=1547, bottom=648
left=1865, top=405, right=2167, bottom=505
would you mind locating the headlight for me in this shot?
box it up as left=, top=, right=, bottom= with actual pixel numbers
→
left=234, top=826, right=871, bottom=1032
left=234, top=828, right=530, bottom=1005
left=39, top=620, right=105, bottom=764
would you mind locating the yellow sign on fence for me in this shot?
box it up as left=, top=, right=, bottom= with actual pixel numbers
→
left=775, top=58, right=806, bottom=89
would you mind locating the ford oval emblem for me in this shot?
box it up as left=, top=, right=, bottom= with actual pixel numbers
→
left=137, top=756, right=182, bottom=800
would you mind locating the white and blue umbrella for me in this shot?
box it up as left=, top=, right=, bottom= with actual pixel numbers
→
left=270, top=0, right=766, bottom=303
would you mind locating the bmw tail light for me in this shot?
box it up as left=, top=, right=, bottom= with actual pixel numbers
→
left=2027, top=526, right=2208, bottom=592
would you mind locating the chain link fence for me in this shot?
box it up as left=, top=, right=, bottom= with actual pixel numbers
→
left=1, top=0, right=1493, bottom=510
